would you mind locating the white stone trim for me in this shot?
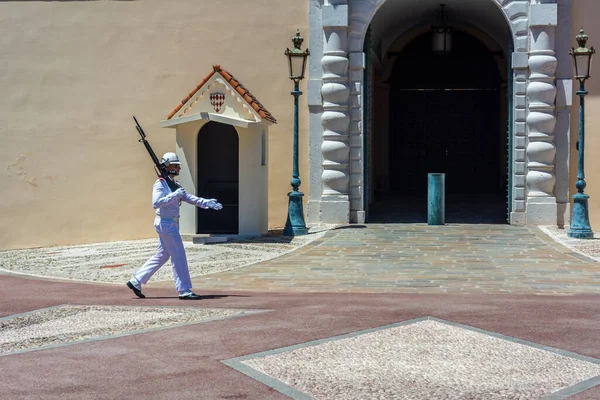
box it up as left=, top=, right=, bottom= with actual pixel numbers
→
left=160, top=113, right=262, bottom=129
left=526, top=2, right=559, bottom=225
left=512, top=52, right=529, bottom=223
left=307, top=0, right=325, bottom=224
left=318, top=1, right=352, bottom=224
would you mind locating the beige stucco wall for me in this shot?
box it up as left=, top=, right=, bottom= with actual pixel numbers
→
left=0, top=0, right=308, bottom=250
left=571, top=0, right=600, bottom=230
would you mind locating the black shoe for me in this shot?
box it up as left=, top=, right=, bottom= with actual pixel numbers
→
left=127, top=281, right=145, bottom=299
left=179, top=292, right=201, bottom=300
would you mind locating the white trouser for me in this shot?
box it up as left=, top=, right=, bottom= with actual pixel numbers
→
left=133, top=217, right=192, bottom=293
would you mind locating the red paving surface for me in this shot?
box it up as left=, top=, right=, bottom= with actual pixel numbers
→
left=1, top=273, right=599, bottom=399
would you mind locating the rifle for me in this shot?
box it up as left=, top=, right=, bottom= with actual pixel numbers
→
left=133, top=116, right=180, bottom=192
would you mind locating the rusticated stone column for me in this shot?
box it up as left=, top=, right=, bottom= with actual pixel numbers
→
left=526, top=55, right=557, bottom=197
left=526, top=3, right=558, bottom=225
left=320, top=1, right=351, bottom=223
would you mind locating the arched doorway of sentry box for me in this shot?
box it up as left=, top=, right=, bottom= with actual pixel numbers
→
left=196, top=121, right=239, bottom=234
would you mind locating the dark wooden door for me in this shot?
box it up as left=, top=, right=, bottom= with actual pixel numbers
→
left=197, top=122, right=239, bottom=234
left=390, top=89, right=500, bottom=194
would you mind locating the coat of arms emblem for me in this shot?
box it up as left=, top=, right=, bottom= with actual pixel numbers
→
left=209, top=93, right=225, bottom=113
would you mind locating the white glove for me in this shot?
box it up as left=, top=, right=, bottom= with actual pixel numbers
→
left=206, top=199, right=223, bottom=210
left=173, top=188, right=186, bottom=199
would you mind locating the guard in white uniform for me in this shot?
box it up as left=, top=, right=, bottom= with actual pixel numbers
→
left=127, top=152, right=223, bottom=300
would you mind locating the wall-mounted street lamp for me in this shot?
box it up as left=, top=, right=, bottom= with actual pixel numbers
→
left=283, top=30, right=310, bottom=236
left=568, top=29, right=595, bottom=239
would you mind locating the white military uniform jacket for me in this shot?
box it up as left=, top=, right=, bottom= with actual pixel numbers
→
left=153, top=178, right=213, bottom=218
left=132, top=177, right=214, bottom=294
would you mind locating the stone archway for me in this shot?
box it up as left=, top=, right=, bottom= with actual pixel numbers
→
left=306, top=0, right=571, bottom=227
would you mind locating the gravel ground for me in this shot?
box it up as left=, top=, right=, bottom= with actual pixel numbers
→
left=0, top=227, right=332, bottom=284
left=1, top=305, right=256, bottom=355
left=239, top=319, right=600, bottom=399
left=540, top=225, right=600, bottom=261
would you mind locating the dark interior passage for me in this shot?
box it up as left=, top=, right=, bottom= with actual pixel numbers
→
left=370, top=30, right=508, bottom=223
left=369, top=191, right=509, bottom=224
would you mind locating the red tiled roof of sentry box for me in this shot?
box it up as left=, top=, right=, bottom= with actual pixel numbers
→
left=167, top=65, right=277, bottom=124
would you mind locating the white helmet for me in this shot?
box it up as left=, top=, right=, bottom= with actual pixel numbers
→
left=161, top=152, right=180, bottom=166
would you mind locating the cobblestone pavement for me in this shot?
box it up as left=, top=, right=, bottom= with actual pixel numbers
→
left=186, top=224, right=600, bottom=295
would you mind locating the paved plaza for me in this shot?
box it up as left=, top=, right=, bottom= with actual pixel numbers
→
left=190, top=224, right=600, bottom=294
left=1, top=223, right=600, bottom=399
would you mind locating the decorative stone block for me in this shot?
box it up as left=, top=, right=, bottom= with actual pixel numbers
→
left=322, top=4, right=349, bottom=27
left=351, top=210, right=365, bottom=223
left=322, top=55, right=349, bottom=78
left=515, top=122, right=527, bottom=136
left=529, top=29, right=556, bottom=53
left=512, top=52, right=529, bottom=69
left=515, top=37, right=528, bottom=53
left=526, top=197, right=558, bottom=225
left=349, top=134, right=362, bottom=146
left=514, top=200, right=526, bottom=212
left=349, top=147, right=361, bottom=160
left=515, top=82, right=528, bottom=95
left=350, top=185, right=361, bottom=199
left=350, top=174, right=362, bottom=185
left=511, top=211, right=526, bottom=225
left=514, top=68, right=528, bottom=80
left=512, top=20, right=529, bottom=37
left=321, top=198, right=350, bottom=223
left=350, top=108, right=361, bottom=121
left=349, top=71, right=363, bottom=83
left=349, top=52, right=365, bottom=69
left=515, top=163, right=527, bottom=175
left=322, top=169, right=350, bottom=195
left=350, top=81, right=361, bottom=93
left=530, top=4, right=557, bottom=27
left=504, top=1, right=529, bottom=20
left=514, top=175, right=526, bottom=187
